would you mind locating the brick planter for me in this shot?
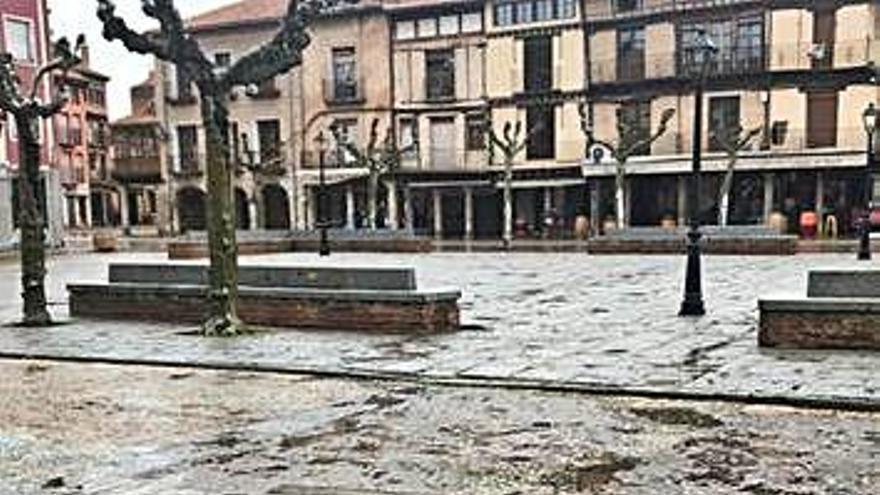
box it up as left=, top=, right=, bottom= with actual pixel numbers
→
left=759, top=299, right=880, bottom=350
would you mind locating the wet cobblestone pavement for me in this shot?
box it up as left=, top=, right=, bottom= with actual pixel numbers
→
left=1, top=252, right=879, bottom=407
left=2, top=359, right=878, bottom=495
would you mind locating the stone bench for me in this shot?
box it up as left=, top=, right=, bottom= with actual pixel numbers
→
left=759, top=269, right=880, bottom=350
left=589, top=227, right=797, bottom=255
left=68, top=264, right=460, bottom=332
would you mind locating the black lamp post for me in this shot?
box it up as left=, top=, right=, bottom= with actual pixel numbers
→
left=858, top=102, right=878, bottom=261
left=679, top=29, right=717, bottom=317
left=315, top=131, right=331, bottom=257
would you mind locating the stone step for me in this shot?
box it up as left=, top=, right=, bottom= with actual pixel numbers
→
left=808, top=270, right=880, bottom=298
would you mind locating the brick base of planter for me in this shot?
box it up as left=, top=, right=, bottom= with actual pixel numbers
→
left=759, top=299, right=880, bottom=350
left=69, top=284, right=460, bottom=333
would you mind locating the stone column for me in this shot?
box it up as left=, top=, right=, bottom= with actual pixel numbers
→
left=248, top=196, right=258, bottom=231
left=763, top=173, right=775, bottom=225
left=403, top=186, right=414, bottom=233
left=432, top=188, right=443, bottom=240
left=386, top=180, right=399, bottom=231
left=590, top=180, right=600, bottom=236
left=118, top=186, right=130, bottom=229
left=464, top=186, right=474, bottom=240
left=345, top=185, right=356, bottom=230
left=543, top=187, right=553, bottom=214
left=815, top=171, right=825, bottom=236
left=677, top=175, right=688, bottom=227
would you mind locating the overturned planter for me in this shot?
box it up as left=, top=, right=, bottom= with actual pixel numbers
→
left=759, top=270, right=880, bottom=350
left=68, top=264, right=460, bottom=333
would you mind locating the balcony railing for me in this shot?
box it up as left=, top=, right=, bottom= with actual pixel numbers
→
left=173, top=152, right=205, bottom=179
left=591, top=39, right=877, bottom=85
left=112, top=156, right=163, bottom=183
left=588, top=0, right=762, bottom=22
left=323, top=77, right=365, bottom=105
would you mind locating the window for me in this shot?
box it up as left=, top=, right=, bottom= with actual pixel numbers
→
left=439, top=15, right=459, bottom=36
left=615, top=0, right=642, bottom=12
left=617, top=101, right=651, bottom=156
left=69, top=117, right=82, bottom=146
left=399, top=118, right=418, bottom=152
left=175, top=66, right=194, bottom=101
left=4, top=19, right=32, bottom=61
left=617, top=26, right=645, bottom=81
left=524, top=36, right=552, bottom=93
left=495, top=2, right=515, bottom=26
left=331, top=119, right=358, bottom=166
left=417, top=18, right=437, bottom=38
left=461, top=13, right=483, bottom=33
left=679, top=14, right=764, bottom=76
left=331, top=47, right=358, bottom=102
left=177, top=125, right=198, bottom=171
left=426, top=49, right=456, bottom=101
left=708, top=96, right=741, bottom=152
left=493, top=0, right=576, bottom=27
left=214, top=52, right=232, bottom=68
left=257, top=119, right=281, bottom=164
left=807, top=91, right=838, bottom=149
left=526, top=106, right=555, bottom=160
left=465, top=114, right=485, bottom=151
left=395, top=21, right=415, bottom=40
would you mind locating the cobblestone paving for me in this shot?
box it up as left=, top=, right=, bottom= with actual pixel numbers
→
left=2, top=359, right=878, bottom=495
left=0, top=252, right=879, bottom=406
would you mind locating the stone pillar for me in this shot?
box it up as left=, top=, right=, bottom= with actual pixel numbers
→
left=464, top=186, right=474, bottom=240
left=248, top=196, right=258, bottom=231
left=677, top=175, right=688, bottom=227
left=432, top=188, right=443, bottom=240
left=815, top=171, right=825, bottom=236
left=590, top=180, right=600, bottom=236
left=543, top=187, right=553, bottom=213
left=404, top=186, right=414, bottom=233
left=345, top=186, right=356, bottom=230
left=763, top=173, right=775, bottom=225
left=386, top=180, right=399, bottom=230
left=118, top=186, right=130, bottom=229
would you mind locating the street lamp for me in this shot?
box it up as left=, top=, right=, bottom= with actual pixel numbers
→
left=679, top=29, right=717, bottom=317
left=858, top=102, right=878, bottom=261
left=315, top=130, right=331, bottom=257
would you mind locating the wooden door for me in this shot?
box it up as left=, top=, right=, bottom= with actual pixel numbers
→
left=430, top=118, right=456, bottom=170
left=806, top=90, right=838, bottom=149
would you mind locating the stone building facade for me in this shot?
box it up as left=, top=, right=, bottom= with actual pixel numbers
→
left=155, top=0, right=880, bottom=239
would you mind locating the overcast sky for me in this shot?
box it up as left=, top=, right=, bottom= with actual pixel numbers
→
left=48, top=0, right=240, bottom=120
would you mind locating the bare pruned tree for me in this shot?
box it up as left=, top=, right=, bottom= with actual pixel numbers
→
left=485, top=115, right=541, bottom=249
left=579, top=103, right=675, bottom=230
left=332, top=118, right=413, bottom=230
left=0, top=36, right=84, bottom=326
left=712, top=125, right=761, bottom=227
left=96, top=0, right=347, bottom=336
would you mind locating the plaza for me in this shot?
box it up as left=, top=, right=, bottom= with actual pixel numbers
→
left=1, top=251, right=880, bottom=493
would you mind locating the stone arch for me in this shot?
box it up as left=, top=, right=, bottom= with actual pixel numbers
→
left=262, top=183, right=290, bottom=230
left=176, top=187, right=206, bottom=232
left=234, top=187, right=251, bottom=230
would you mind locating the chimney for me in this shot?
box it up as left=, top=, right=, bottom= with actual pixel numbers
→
left=79, top=43, right=90, bottom=68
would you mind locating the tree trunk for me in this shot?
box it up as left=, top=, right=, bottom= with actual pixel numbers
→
left=615, top=162, right=626, bottom=230
left=200, top=94, right=240, bottom=336
left=367, top=169, right=379, bottom=230
left=503, top=155, right=513, bottom=249
left=16, top=115, right=51, bottom=327
left=718, top=158, right=736, bottom=228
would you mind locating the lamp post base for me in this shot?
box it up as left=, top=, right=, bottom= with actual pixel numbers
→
left=318, top=226, right=330, bottom=257
left=679, top=228, right=706, bottom=317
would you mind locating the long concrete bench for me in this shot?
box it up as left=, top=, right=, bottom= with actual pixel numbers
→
left=759, top=269, right=880, bottom=350
left=589, top=227, right=797, bottom=255
left=68, top=264, right=460, bottom=332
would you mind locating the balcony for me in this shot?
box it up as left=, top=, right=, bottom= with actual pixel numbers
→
left=173, top=153, right=205, bottom=179
left=323, top=77, right=365, bottom=105
left=60, top=165, right=87, bottom=188
left=400, top=147, right=487, bottom=172
left=247, top=79, right=281, bottom=100
left=112, top=156, right=162, bottom=184
left=588, top=0, right=761, bottom=23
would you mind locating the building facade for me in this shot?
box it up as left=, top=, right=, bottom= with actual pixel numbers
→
left=0, top=0, right=64, bottom=247
left=53, top=46, right=113, bottom=231
left=156, top=0, right=880, bottom=240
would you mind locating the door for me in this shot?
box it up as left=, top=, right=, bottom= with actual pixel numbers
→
left=429, top=118, right=456, bottom=170
left=807, top=90, right=838, bottom=149
left=812, top=8, right=835, bottom=69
